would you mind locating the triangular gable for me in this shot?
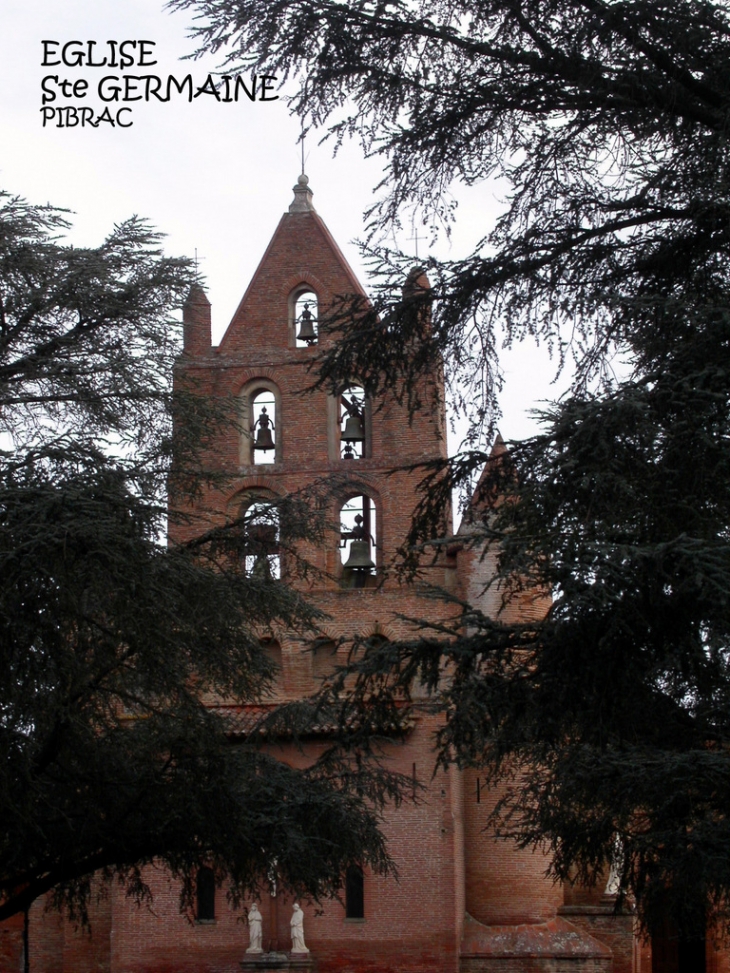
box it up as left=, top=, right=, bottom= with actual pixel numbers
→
left=217, top=181, right=368, bottom=355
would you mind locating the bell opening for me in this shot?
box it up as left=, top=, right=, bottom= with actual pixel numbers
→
left=340, top=498, right=376, bottom=586
left=251, top=391, right=276, bottom=464
left=295, top=291, right=318, bottom=347
left=243, top=500, right=281, bottom=579
left=340, top=386, right=366, bottom=459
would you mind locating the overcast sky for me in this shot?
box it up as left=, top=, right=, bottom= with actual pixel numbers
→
left=1, top=0, right=562, bottom=448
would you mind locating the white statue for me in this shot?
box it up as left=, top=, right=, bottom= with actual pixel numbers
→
left=290, top=902, right=309, bottom=953
left=246, top=902, right=263, bottom=953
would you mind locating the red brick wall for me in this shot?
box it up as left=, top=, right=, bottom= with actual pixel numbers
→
left=462, top=768, right=564, bottom=926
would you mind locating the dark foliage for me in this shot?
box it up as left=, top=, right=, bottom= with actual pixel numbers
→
left=0, top=193, right=395, bottom=923
left=171, top=0, right=730, bottom=427
left=172, top=0, right=730, bottom=937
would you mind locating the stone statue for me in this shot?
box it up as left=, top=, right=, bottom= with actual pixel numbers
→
left=290, top=902, right=309, bottom=953
left=246, top=903, right=263, bottom=953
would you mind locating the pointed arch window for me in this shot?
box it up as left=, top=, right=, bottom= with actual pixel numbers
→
left=294, top=290, right=318, bottom=346
left=340, top=386, right=366, bottom=460
left=339, top=494, right=376, bottom=588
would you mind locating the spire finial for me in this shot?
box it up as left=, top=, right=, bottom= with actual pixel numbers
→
left=299, top=125, right=310, bottom=176
left=289, top=172, right=316, bottom=213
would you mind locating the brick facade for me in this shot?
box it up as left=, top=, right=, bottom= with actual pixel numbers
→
left=12, top=175, right=644, bottom=973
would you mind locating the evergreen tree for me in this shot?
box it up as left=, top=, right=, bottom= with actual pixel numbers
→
left=172, top=0, right=730, bottom=937
left=0, top=193, right=394, bottom=923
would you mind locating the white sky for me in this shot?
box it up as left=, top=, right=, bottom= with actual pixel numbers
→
left=0, top=0, right=562, bottom=447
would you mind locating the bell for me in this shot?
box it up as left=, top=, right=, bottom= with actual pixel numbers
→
left=342, top=414, right=365, bottom=443
left=342, top=539, right=375, bottom=572
left=253, top=406, right=275, bottom=451
left=254, top=426, right=275, bottom=450
left=296, top=305, right=317, bottom=344
left=251, top=553, right=272, bottom=580
left=248, top=523, right=278, bottom=552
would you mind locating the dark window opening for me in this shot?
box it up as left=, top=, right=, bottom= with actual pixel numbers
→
left=345, top=865, right=364, bottom=919
left=196, top=867, right=216, bottom=922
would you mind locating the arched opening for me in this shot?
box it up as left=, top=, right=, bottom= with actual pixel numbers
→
left=339, top=494, right=376, bottom=588
left=242, top=499, right=280, bottom=580
left=340, top=386, right=366, bottom=460
left=251, top=389, right=276, bottom=465
left=294, top=290, right=318, bottom=347
left=196, top=867, right=216, bottom=922
left=239, top=380, right=282, bottom=467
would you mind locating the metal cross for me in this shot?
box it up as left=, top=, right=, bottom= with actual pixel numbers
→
left=409, top=226, right=424, bottom=259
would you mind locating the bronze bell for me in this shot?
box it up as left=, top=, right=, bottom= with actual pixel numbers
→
left=253, top=406, right=275, bottom=451
left=343, top=539, right=375, bottom=572
left=342, top=413, right=365, bottom=443
left=296, top=304, right=317, bottom=344
left=254, top=426, right=274, bottom=450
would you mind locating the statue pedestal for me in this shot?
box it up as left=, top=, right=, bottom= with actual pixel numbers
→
left=241, top=952, right=314, bottom=972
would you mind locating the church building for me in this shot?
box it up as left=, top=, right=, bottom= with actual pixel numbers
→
left=11, top=174, right=709, bottom=973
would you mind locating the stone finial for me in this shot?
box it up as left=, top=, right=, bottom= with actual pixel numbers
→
left=289, top=173, right=316, bottom=213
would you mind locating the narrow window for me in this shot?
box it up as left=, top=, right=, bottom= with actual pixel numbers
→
left=340, top=495, right=376, bottom=587
left=345, top=865, right=364, bottom=919
left=196, top=867, right=216, bottom=922
left=251, top=390, right=276, bottom=465
left=295, top=291, right=318, bottom=346
left=340, top=386, right=366, bottom=460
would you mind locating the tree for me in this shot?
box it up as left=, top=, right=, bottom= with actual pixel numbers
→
left=172, top=0, right=730, bottom=939
left=0, top=192, right=396, bottom=923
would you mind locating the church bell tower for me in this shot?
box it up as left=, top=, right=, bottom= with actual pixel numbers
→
left=171, top=173, right=468, bottom=973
